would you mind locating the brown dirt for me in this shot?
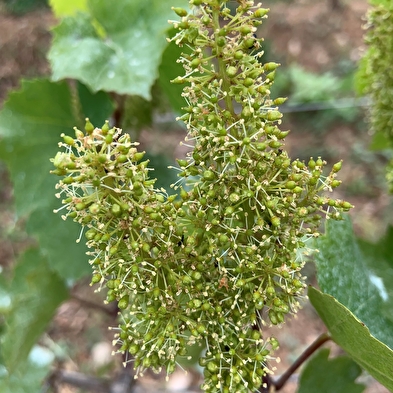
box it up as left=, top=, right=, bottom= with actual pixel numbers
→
left=0, top=7, right=53, bottom=103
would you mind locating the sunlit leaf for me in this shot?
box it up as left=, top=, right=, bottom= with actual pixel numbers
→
left=49, top=0, right=88, bottom=17
left=48, top=0, right=188, bottom=99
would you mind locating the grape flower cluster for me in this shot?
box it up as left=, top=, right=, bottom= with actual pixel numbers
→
left=51, top=1, right=352, bottom=392
left=359, top=2, right=393, bottom=192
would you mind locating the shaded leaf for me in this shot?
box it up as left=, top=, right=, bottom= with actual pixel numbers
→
left=297, top=348, right=365, bottom=393
left=122, top=95, right=153, bottom=134
left=158, top=29, right=189, bottom=114
left=314, top=216, right=393, bottom=349
left=48, top=0, right=188, bottom=99
left=309, top=287, right=393, bottom=391
left=1, top=248, right=68, bottom=373
left=145, top=152, right=179, bottom=191
left=358, top=226, right=393, bottom=323
left=77, top=82, right=114, bottom=126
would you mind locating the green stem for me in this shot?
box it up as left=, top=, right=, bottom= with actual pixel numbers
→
left=273, top=332, right=332, bottom=391
left=212, top=8, right=235, bottom=117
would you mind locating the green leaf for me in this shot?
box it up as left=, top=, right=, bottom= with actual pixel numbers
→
left=49, top=0, right=88, bottom=17
left=121, top=95, right=153, bottom=135
left=1, top=248, right=68, bottom=373
left=145, top=152, right=179, bottom=191
left=308, top=287, right=393, bottom=391
left=48, top=0, right=188, bottom=99
left=0, top=344, right=55, bottom=393
left=369, top=129, right=392, bottom=150
left=358, top=227, right=393, bottom=323
left=0, top=78, right=112, bottom=280
left=0, top=79, right=77, bottom=216
left=158, top=29, right=189, bottom=113
left=0, top=359, right=51, bottom=393
left=77, top=82, right=114, bottom=126
left=297, top=348, right=365, bottom=393
left=314, top=216, right=393, bottom=350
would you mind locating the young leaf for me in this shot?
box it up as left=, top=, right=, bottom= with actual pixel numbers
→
left=297, top=348, right=365, bottom=393
left=1, top=247, right=68, bottom=373
left=308, top=287, right=393, bottom=391
left=48, top=0, right=188, bottom=99
left=314, top=215, right=393, bottom=350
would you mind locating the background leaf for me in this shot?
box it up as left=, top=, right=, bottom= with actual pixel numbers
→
left=49, top=0, right=88, bottom=17
left=308, top=287, right=393, bottom=391
left=1, top=247, right=68, bottom=373
left=0, top=358, right=51, bottom=393
left=76, top=82, right=114, bottom=126
left=297, top=348, right=365, bottom=393
left=158, top=29, right=190, bottom=114
left=314, top=215, right=393, bottom=349
left=48, top=0, right=189, bottom=99
left=0, top=78, right=113, bottom=280
left=358, top=226, right=393, bottom=323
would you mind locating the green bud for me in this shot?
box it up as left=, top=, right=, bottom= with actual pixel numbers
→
left=203, top=170, right=215, bottom=181
left=332, top=161, right=343, bottom=173
left=85, top=118, right=94, bottom=134
left=217, top=36, right=226, bottom=47
left=62, top=135, right=75, bottom=146
left=118, top=295, right=129, bottom=309
left=190, top=58, right=201, bottom=68
left=226, top=66, right=237, bottom=78
left=91, top=273, right=102, bottom=284
left=254, top=8, right=269, bottom=18
left=264, top=62, right=279, bottom=72
left=266, top=110, right=282, bottom=121
left=172, top=7, right=187, bottom=17
left=101, top=120, right=110, bottom=134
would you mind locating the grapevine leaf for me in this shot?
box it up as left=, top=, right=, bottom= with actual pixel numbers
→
left=314, top=215, right=393, bottom=349
left=77, top=82, right=114, bottom=126
left=121, top=95, right=152, bottom=134
left=158, top=29, right=189, bottom=113
left=48, top=0, right=188, bottom=99
left=358, top=226, right=393, bottom=323
left=297, top=348, right=365, bottom=393
left=0, top=359, right=51, bottom=393
left=49, top=0, right=88, bottom=17
left=1, top=247, right=68, bottom=373
left=145, top=152, right=179, bottom=191
left=0, top=78, right=112, bottom=280
left=308, top=287, right=393, bottom=391
left=0, top=79, right=78, bottom=217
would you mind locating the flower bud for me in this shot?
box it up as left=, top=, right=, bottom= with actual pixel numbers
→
left=172, top=7, right=187, bottom=17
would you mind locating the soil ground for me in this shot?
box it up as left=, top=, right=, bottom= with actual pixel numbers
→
left=0, top=1, right=391, bottom=392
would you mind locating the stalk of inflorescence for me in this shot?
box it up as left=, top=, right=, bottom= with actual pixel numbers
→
left=51, top=1, right=352, bottom=392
